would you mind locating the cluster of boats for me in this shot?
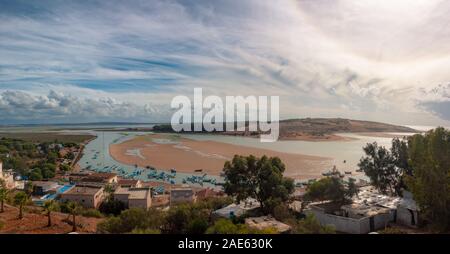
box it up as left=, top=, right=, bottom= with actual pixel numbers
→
left=147, top=168, right=177, bottom=185
left=181, top=174, right=223, bottom=186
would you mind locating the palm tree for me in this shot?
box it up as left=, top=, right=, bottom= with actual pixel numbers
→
left=66, top=201, right=81, bottom=232
left=43, top=200, right=60, bottom=227
left=0, top=185, right=10, bottom=213
left=14, top=192, right=30, bottom=219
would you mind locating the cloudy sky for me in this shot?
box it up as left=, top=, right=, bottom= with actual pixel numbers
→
left=1, top=0, right=450, bottom=125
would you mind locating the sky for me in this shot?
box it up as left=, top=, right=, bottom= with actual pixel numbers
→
left=0, top=0, right=450, bottom=126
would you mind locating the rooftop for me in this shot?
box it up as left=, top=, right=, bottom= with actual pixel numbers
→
left=62, top=185, right=103, bottom=196
left=80, top=172, right=117, bottom=182
left=117, top=179, right=140, bottom=186
left=32, top=181, right=59, bottom=189
left=115, top=187, right=150, bottom=200
left=245, top=216, right=291, bottom=233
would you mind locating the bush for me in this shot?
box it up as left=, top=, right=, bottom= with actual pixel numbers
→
left=81, top=208, right=103, bottom=218
left=272, top=203, right=293, bottom=222
left=129, top=228, right=161, bottom=234
left=97, top=208, right=165, bottom=234
left=292, top=214, right=335, bottom=234
left=206, top=218, right=278, bottom=234
left=99, top=199, right=127, bottom=216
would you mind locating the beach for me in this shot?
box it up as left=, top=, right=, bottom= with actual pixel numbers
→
left=109, top=134, right=333, bottom=180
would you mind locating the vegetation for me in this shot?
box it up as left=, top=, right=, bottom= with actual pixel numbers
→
left=97, top=207, right=165, bottom=234
left=223, top=155, right=295, bottom=214
left=206, top=218, right=277, bottom=234
left=404, top=127, right=450, bottom=231
left=0, top=133, right=93, bottom=143
left=358, top=127, right=450, bottom=232
left=0, top=180, right=9, bottom=213
left=14, top=192, right=30, bottom=219
left=304, top=177, right=358, bottom=204
left=43, top=200, right=60, bottom=227
left=0, top=135, right=86, bottom=180
left=66, top=201, right=82, bottom=232
left=80, top=208, right=103, bottom=218
left=290, top=214, right=335, bottom=234
left=99, top=199, right=127, bottom=216
left=358, top=138, right=411, bottom=195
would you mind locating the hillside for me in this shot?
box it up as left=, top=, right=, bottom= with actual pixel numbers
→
left=153, top=118, right=418, bottom=141
left=278, top=118, right=417, bottom=136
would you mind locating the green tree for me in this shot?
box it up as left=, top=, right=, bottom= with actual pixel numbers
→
left=43, top=200, right=60, bottom=227
left=99, top=199, right=127, bottom=216
left=305, top=177, right=349, bottom=204
left=358, top=142, right=402, bottom=195
left=28, top=169, right=43, bottom=181
left=0, top=180, right=10, bottom=213
left=14, top=192, right=30, bottom=219
left=223, top=155, right=295, bottom=214
left=66, top=202, right=82, bottom=232
left=346, top=178, right=359, bottom=199
left=59, top=164, right=71, bottom=171
left=405, top=127, right=450, bottom=231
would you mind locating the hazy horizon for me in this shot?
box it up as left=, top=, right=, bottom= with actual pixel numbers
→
left=1, top=0, right=450, bottom=126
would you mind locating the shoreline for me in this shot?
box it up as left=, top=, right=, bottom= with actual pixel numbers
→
left=109, top=134, right=334, bottom=180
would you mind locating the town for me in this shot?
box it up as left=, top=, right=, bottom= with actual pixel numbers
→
left=1, top=127, right=448, bottom=234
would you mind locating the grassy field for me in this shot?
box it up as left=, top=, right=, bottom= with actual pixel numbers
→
left=0, top=132, right=95, bottom=143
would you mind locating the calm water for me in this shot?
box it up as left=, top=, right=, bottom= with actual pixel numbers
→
left=2, top=124, right=445, bottom=187
left=77, top=131, right=223, bottom=189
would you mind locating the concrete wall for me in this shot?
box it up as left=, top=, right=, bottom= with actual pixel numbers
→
left=114, top=192, right=152, bottom=210
left=373, top=213, right=390, bottom=230
left=60, top=190, right=104, bottom=208
left=129, top=197, right=151, bottom=210
left=308, top=209, right=370, bottom=234
left=397, top=206, right=418, bottom=228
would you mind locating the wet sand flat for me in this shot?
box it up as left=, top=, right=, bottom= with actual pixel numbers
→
left=109, top=134, right=333, bottom=179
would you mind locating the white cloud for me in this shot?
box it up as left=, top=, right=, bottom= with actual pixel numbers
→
left=0, top=0, right=449, bottom=125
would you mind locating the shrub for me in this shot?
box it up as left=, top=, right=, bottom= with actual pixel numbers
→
left=81, top=208, right=103, bottom=218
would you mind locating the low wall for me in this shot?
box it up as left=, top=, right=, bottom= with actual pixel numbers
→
left=307, top=209, right=370, bottom=234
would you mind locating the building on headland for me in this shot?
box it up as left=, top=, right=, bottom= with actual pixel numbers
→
left=0, top=161, right=17, bottom=189
left=170, top=187, right=196, bottom=206
left=80, top=172, right=118, bottom=184
left=60, top=184, right=105, bottom=208
left=245, top=216, right=291, bottom=234
left=306, top=186, right=419, bottom=234
left=114, top=187, right=152, bottom=210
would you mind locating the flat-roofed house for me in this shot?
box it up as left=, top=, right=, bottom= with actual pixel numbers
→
left=32, top=181, right=59, bottom=195
left=114, top=187, right=152, bottom=209
left=60, top=184, right=105, bottom=208
left=80, top=173, right=118, bottom=184
left=170, top=187, right=195, bottom=206
left=117, top=179, right=143, bottom=188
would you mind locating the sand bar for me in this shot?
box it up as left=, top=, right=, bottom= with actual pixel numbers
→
left=109, top=134, right=333, bottom=179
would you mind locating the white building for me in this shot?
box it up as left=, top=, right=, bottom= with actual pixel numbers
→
left=114, top=187, right=152, bottom=210
left=213, top=198, right=260, bottom=218
left=0, top=161, right=16, bottom=189
left=306, top=186, right=419, bottom=234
